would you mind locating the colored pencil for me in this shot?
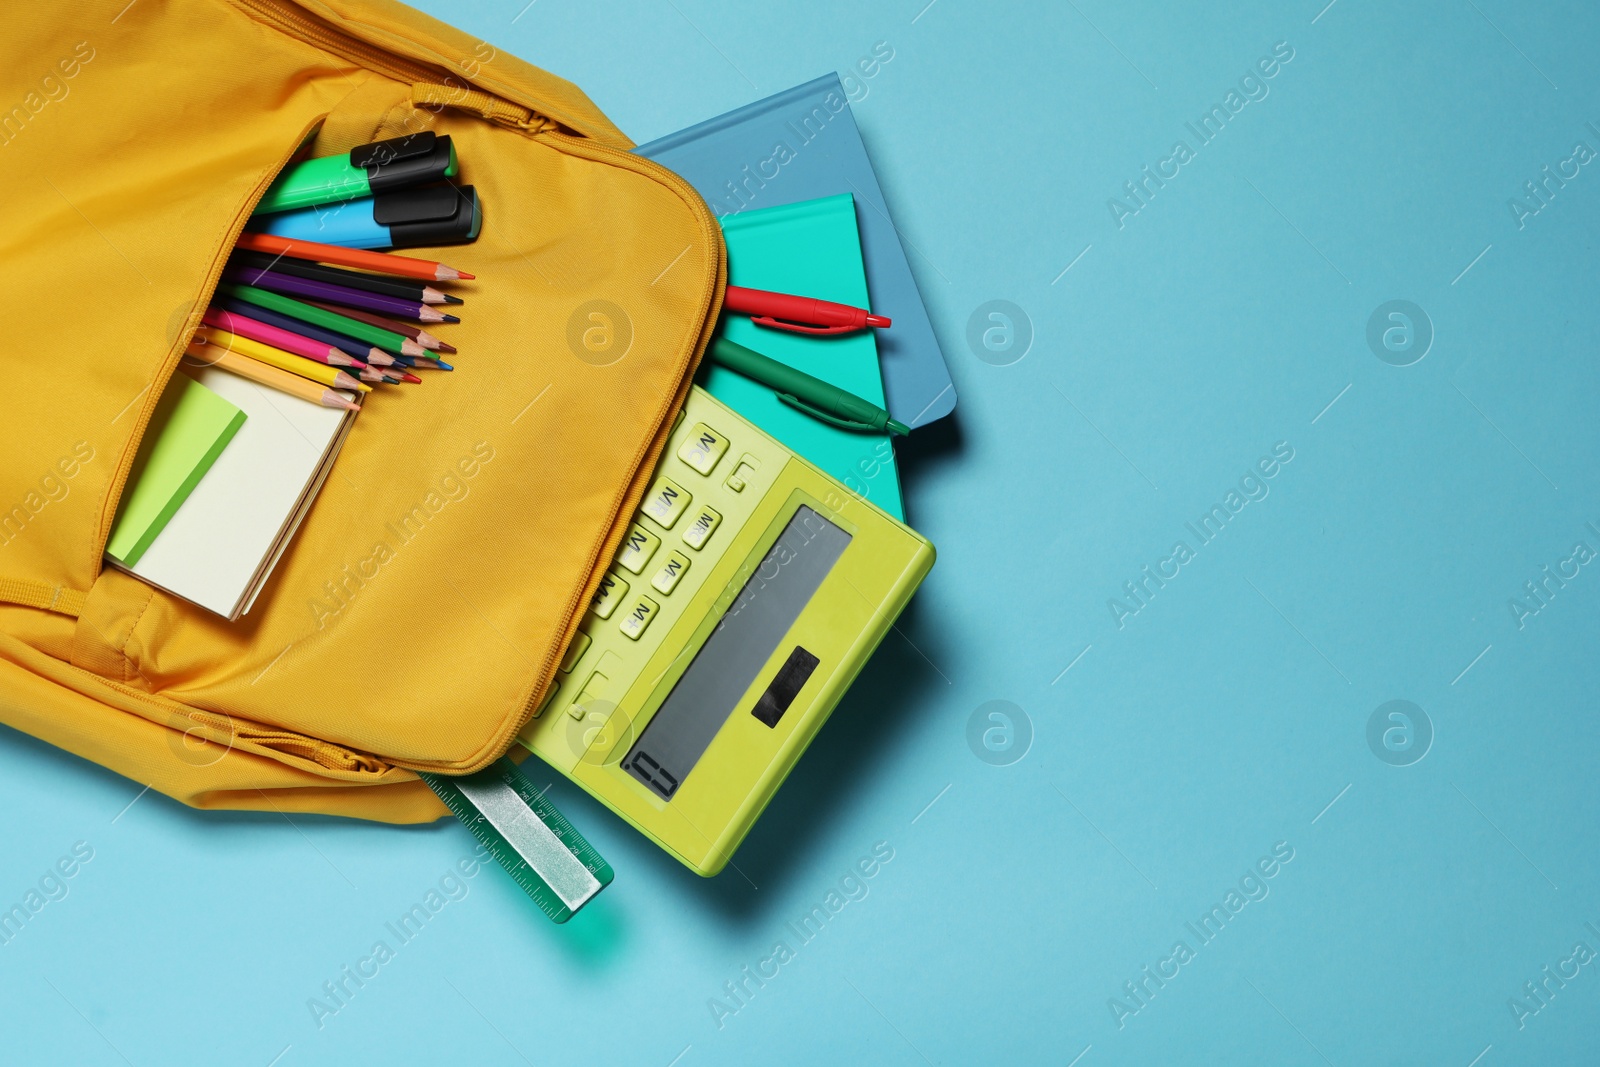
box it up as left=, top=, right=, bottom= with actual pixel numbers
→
left=226, top=265, right=455, bottom=323
left=231, top=251, right=461, bottom=304
left=233, top=232, right=473, bottom=282
left=201, top=307, right=362, bottom=367
left=215, top=298, right=391, bottom=365
left=194, top=327, right=371, bottom=393
left=220, top=284, right=425, bottom=357
left=302, top=301, right=454, bottom=350
left=183, top=345, right=360, bottom=412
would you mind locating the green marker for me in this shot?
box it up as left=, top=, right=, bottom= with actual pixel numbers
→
left=710, top=336, right=911, bottom=435
left=253, top=132, right=458, bottom=216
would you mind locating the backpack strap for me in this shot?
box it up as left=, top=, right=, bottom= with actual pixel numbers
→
left=0, top=578, right=86, bottom=618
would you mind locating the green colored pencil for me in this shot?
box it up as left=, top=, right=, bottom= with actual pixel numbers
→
left=218, top=283, right=424, bottom=357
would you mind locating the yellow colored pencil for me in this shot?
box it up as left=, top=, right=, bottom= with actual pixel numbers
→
left=195, top=326, right=370, bottom=393
left=183, top=343, right=361, bottom=412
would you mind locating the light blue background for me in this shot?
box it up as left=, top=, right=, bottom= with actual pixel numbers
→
left=6, top=1, right=1600, bottom=1063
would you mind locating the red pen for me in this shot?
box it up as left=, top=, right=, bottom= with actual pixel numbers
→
left=723, top=285, right=891, bottom=335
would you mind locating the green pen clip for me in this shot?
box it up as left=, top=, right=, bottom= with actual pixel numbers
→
left=776, top=393, right=911, bottom=436
left=777, top=392, right=871, bottom=431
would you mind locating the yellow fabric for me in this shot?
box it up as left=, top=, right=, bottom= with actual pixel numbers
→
left=0, top=0, right=724, bottom=822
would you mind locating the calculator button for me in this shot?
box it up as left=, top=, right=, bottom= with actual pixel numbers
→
left=682, top=505, right=722, bottom=550
left=725, top=460, right=758, bottom=493
left=651, top=551, right=691, bottom=594
left=676, top=423, right=730, bottom=476
left=558, top=631, right=591, bottom=673
left=618, top=595, right=659, bottom=640
left=592, top=572, right=628, bottom=619
left=641, top=476, right=691, bottom=529
left=615, top=523, right=661, bottom=574
left=568, top=669, right=610, bottom=719
left=534, top=681, right=559, bottom=717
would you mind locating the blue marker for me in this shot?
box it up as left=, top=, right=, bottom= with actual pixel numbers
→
left=248, top=185, right=481, bottom=250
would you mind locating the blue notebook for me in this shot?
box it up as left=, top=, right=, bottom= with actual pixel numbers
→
left=636, top=74, right=956, bottom=430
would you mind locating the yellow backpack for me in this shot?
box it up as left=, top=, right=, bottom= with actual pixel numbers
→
left=0, top=0, right=723, bottom=821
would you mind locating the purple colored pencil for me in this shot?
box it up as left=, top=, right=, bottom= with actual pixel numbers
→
left=224, top=265, right=444, bottom=322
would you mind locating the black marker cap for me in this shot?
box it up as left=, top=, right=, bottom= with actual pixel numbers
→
left=373, top=185, right=481, bottom=248
left=352, top=132, right=459, bottom=196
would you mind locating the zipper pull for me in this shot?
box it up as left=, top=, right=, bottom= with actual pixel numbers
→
left=410, top=83, right=555, bottom=134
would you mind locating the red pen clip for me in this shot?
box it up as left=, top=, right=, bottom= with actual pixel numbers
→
left=750, top=316, right=856, bottom=335
left=724, top=285, right=891, bottom=335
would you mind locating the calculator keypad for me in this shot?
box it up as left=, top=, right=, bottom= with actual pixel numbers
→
left=618, top=595, right=659, bottom=640
left=676, top=423, right=730, bottom=475
left=682, top=505, right=722, bottom=551
left=591, top=573, right=627, bottom=619
left=651, top=551, right=690, bottom=595
left=615, top=523, right=661, bottom=574
left=558, top=631, right=590, bottom=673
left=542, top=405, right=773, bottom=729
left=641, top=476, right=691, bottom=529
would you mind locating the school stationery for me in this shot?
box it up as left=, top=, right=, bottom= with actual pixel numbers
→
left=302, top=301, right=453, bottom=351
left=420, top=759, right=613, bottom=923
left=232, top=232, right=473, bottom=281
left=226, top=264, right=455, bottom=322
left=712, top=193, right=904, bottom=519
left=248, top=185, right=481, bottom=250
left=181, top=344, right=360, bottom=412
left=202, top=307, right=361, bottom=367
left=517, top=385, right=933, bottom=875
left=636, top=74, right=955, bottom=428
left=399, top=356, right=453, bottom=370
left=104, top=375, right=246, bottom=568
left=723, top=285, right=890, bottom=334
left=711, top=337, right=908, bottom=435
left=194, top=327, right=369, bottom=392
left=254, top=131, right=458, bottom=215
left=115, top=361, right=359, bottom=620
left=216, top=298, right=391, bottom=365
left=219, top=283, right=425, bottom=356
left=231, top=250, right=461, bottom=303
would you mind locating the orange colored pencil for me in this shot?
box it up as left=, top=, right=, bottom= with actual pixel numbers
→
left=183, top=344, right=360, bottom=412
left=234, top=232, right=473, bottom=282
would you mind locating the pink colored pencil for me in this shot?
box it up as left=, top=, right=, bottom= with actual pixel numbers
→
left=201, top=306, right=363, bottom=368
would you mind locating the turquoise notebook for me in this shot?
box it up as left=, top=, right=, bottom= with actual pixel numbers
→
left=710, top=193, right=903, bottom=519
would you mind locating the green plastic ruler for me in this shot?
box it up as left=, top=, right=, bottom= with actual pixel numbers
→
left=419, top=758, right=613, bottom=923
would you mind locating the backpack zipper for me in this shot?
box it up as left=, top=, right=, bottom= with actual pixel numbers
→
left=232, top=0, right=466, bottom=92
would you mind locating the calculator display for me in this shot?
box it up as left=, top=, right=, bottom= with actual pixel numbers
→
left=622, top=506, right=851, bottom=800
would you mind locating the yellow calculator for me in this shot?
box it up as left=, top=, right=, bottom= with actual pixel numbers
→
left=517, top=385, right=934, bottom=875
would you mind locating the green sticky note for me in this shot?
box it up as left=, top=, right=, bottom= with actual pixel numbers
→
left=106, top=375, right=246, bottom=567
left=713, top=194, right=902, bottom=519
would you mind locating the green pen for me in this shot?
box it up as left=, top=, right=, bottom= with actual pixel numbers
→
left=710, top=336, right=911, bottom=436
left=253, top=132, right=458, bottom=216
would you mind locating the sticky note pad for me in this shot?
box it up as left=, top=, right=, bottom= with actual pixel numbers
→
left=123, top=362, right=356, bottom=620
left=105, top=374, right=246, bottom=567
